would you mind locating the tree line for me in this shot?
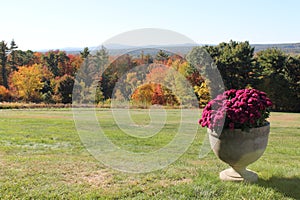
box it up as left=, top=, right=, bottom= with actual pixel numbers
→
left=201, top=41, right=299, bottom=112
left=0, top=40, right=299, bottom=112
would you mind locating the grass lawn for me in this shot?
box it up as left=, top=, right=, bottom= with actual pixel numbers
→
left=0, top=109, right=299, bottom=199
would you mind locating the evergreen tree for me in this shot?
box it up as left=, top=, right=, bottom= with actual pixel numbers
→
left=155, top=50, right=169, bottom=63
left=0, top=41, right=9, bottom=88
left=204, top=40, right=255, bottom=90
left=42, top=50, right=69, bottom=77
left=80, top=47, right=90, bottom=59
left=9, top=39, right=18, bottom=71
left=256, top=48, right=300, bottom=111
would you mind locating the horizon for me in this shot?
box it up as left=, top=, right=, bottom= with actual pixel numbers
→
left=27, top=41, right=300, bottom=53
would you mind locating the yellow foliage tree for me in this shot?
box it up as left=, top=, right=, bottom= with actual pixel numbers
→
left=194, top=81, right=210, bottom=108
left=10, top=64, right=48, bottom=102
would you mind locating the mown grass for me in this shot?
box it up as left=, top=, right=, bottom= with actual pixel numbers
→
left=0, top=109, right=299, bottom=199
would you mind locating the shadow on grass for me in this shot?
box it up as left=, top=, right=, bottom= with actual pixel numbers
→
left=256, top=177, right=300, bottom=200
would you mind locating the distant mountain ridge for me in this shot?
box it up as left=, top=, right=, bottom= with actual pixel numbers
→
left=252, top=43, right=300, bottom=53
left=41, top=42, right=300, bottom=55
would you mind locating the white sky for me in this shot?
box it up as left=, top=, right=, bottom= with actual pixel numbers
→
left=2, top=0, right=299, bottom=50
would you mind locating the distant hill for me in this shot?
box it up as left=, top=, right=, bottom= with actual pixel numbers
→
left=106, top=45, right=197, bottom=56
left=106, top=43, right=300, bottom=56
left=45, top=42, right=300, bottom=55
left=252, top=43, right=300, bottom=54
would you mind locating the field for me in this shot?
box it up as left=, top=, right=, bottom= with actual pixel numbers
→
left=0, top=109, right=299, bottom=199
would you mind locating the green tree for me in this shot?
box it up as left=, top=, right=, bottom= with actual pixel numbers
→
left=204, top=40, right=255, bottom=89
left=80, top=47, right=90, bottom=59
left=93, top=46, right=109, bottom=75
left=144, top=53, right=153, bottom=64
left=286, top=55, right=300, bottom=98
left=54, top=74, right=75, bottom=103
left=12, top=50, right=35, bottom=68
left=9, top=39, right=18, bottom=71
left=74, top=46, right=109, bottom=104
left=95, top=84, right=104, bottom=104
left=42, top=50, right=69, bottom=77
left=0, top=41, right=9, bottom=88
left=256, top=49, right=300, bottom=111
left=155, top=50, right=169, bottom=63
left=101, top=53, right=134, bottom=100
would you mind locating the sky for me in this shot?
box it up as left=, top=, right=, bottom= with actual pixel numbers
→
left=1, top=0, right=300, bottom=50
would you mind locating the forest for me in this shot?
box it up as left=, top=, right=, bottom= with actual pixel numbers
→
left=0, top=40, right=299, bottom=112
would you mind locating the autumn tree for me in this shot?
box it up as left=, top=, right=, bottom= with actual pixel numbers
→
left=131, top=83, right=178, bottom=106
left=10, top=64, right=51, bottom=102
left=194, top=81, right=210, bottom=108
left=132, top=83, right=154, bottom=105
left=0, top=85, right=10, bottom=101
left=172, top=59, right=204, bottom=87
left=66, top=54, right=82, bottom=76
left=146, top=64, right=168, bottom=83
left=151, top=84, right=165, bottom=105
left=39, top=52, right=79, bottom=103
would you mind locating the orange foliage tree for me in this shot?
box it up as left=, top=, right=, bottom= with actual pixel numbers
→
left=0, top=85, right=10, bottom=101
left=131, top=83, right=178, bottom=106
left=132, top=83, right=154, bottom=105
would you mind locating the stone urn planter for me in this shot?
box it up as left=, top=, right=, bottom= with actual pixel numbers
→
left=199, top=89, right=273, bottom=182
left=208, top=123, right=270, bottom=182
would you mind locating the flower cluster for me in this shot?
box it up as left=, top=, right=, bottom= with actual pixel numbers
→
left=199, top=89, right=273, bottom=131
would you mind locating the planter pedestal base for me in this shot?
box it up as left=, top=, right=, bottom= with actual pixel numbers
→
left=220, top=167, right=258, bottom=182
left=208, top=124, right=270, bottom=183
